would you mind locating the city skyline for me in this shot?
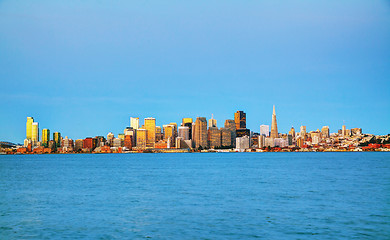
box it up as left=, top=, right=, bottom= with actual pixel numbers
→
left=1, top=1, right=389, bottom=143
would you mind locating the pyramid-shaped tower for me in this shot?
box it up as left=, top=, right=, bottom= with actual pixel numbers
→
left=270, top=105, right=278, bottom=138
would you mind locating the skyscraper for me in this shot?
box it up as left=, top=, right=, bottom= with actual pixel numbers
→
left=342, top=125, right=347, bottom=136
left=208, top=127, right=221, bottom=148
left=321, top=126, right=330, bottom=138
left=53, top=132, right=61, bottom=147
left=178, top=126, right=190, bottom=140
left=270, top=105, right=278, bottom=138
left=288, top=126, right=295, bottom=138
left=136, top=129, right=147, bottom=149
left=209, top=114, right=217, bottom=128
left=144, top=117, right=156, bottom=148
left=234, top=111, right=246, bottom=129
left=31, top=122, right=39, bottom=145
left=130, top=117, right=139, bottom=130
left=26, top=117, right=34, bottom=140
left=194, top=117, right=208, bottom=149
left=42, top=129, right=50, bottom=147
left=224, top=119, right=236, bottom=146
left=300, top=126, right=306, bottom=139
left=260, top=125, right=270, bottom=137
left=182, top=118, right=193, bottom=140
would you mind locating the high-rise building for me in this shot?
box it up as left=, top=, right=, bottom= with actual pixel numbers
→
left=288, top=127, right=295, bottom=138
left=107, top=132, right=114, bottom=145
left=234, top=111, right=246, bottom=130
left=208, top=127, right=221, bottom=148
left=169, top=122, right=178, bottom=138
left=258, top=135, right=265, bottom=148
left=145, top=118, right=156, bottom=148
left=136, top=129, right=147, bottom=149
left=26, top=117, right=34, bottom=140
left=194, top=117, right=208, bottom=149
left=124, top=127, right=136, bottom=146
left=321, top=126, right=330, bottom=138
left=182, top=118, right=193, bottom=140
left=270, top=105, right=278, bottom=138
left=208, top=114, right=217, bottom=128
left=155, top=126, right=162, bottom=141
left=178, top=126, right=190, bottom=140
left=163, top=125, right=175, bottom=140
left=124, top=135, right=133, bottom=150
left=260, top=125, right=270, bottom=137
left=221, top=128, right=232, bottom=147
left=53, top=132, right=61, bottom=147
left=236, top=136, right=250, bottom=150
left=300, top=126, right=306, bottom=139
left=130, top=117, right=139, bottom=130
left=32, top=122, right=39, bottom=145
left=41, top=129, right=50, bottom=147
left=224, top=119, right=236, bottom=146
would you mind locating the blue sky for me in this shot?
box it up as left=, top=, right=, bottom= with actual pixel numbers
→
left=0, top=0, right=389, bottom=143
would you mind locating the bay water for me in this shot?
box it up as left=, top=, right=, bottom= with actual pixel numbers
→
left=0, top=153, right=389, bottom=239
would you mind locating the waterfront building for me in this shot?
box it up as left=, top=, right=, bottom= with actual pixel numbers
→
left=83, top=137, right=96, bottom=150
left=124, top=127, right=136, bottom=146
left=208, top=114, right=217, bottom=128
left=236, top=135, right=250, bottom=150
left=107, top=132, right=114, bottom=146
left=297, top=137, right=304, bottom=148
left=155, top=126, right=163, bottom=141
left=300, top=126, right=306, bottom=139
left=95, top=136, right=106, bottom=147
left=26, top=117, right=34, bottom=140
left=270, top=105, right=278, bottom=139
left=194, top=117, right=208, bottom=149
left=74, top=139, right=84, bottom=152
left=169, top=122, right=178, bottom=138
left=288, top=127, right=295, bottom=138
left=258, top=135, right=265, bottom=148
left=264, top=137, right=275, bottom=147
left=41, top=129, right=50, bottom=147
left=260, top=125, right=270, bottom=137
left=31, top=122, right=39, bottom=146
left=182, top=118, right=193, bottom=140
left=145, top=118, right=156, bottom=148
left=62, top=136, right=74, bottom=152
left=221, top=128, right=232, bottom=147
left=163, top=124, right=175, bottom=141
left=130, top=117, right=139, bottom=130
left=124, top=135, right=132, bottom=150
left=136, top=129, right=147, bottom=149
left=208, top=127, right=221, bottom=148
left=234, top=111, right=246, bottom=129
left=178, top=126, right=190, bottom=140
left=225, top=119, right=236, bottom=146
left=321, top=126, right=330, bottom=138
left=113, top=138, right=122, bottom=148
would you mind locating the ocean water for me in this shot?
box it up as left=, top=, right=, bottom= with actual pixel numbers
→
left=0, top=152, right=389, bottom=239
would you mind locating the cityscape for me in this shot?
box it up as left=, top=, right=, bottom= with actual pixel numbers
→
left=1, top=106, right=389, bottom=154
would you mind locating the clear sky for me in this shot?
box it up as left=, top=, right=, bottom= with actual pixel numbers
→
left=1, top=0, right=389, bottom=143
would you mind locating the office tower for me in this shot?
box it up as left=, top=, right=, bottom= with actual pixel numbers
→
left=321, top=126, right=330, bottom=138
left=178, top=126, right=190, bottom=140
left=297, top=137, right=304, bottom=148
left=236, top=136, right=250, bottom=150
left=95, top=136, right=106, bottom=147
left=234, top=111, right=246, bottom=129
left=31, top=122, right=39, bottom=145
left=62, top=136, right=74, bottom=151
left=260, top=125, right=270, bottom=137
left=258, top=135, right=265, bottom=148
left=155, top=126, right=162, bottom=141
left=209, top=114, right=217, bottom=128
left=224, top=119, right=237, bottom=146
left=208, top=127, right=221, bottom=148
left=53, top=132, right=61, bottom=147
left=300, top=126, right=306, bottom=139
left=130, top=117, right=139, bottom=130
left=342, top=125, right=347, bottom=136
left=270, top=105, right=278, bottom=138
left=182, top=118, right=193, bottom=140
left=42, top=129, right=50, bottom=147
left=83, top=137, right=95, bottom=150
left=145, top=118, right=156, bottom=148
left=124, top=127, right=136, bottom=146
left=26, top=117, right=34, bottom=140
left=163, top=125, right=175, bottom=140
left=289, top=127, right=295, bottom=138
left=287, top=134, right=293, bottom=146
left=194, top=117, right=208, bottom=149
left=169, top=122, right=178, bottom=138
left=221, top=128, right=232, bottom=147
left=136, top=129, right=147, bottom=149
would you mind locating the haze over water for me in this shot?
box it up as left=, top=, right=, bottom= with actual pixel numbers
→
left=1, top=153, right=389, bottom=239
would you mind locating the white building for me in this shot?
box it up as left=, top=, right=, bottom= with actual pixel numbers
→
left=236, top=136, right=250, bottom=150
left=260, top=125, right=270, bottom=137
left=130, top=117, right=140, bottom=130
